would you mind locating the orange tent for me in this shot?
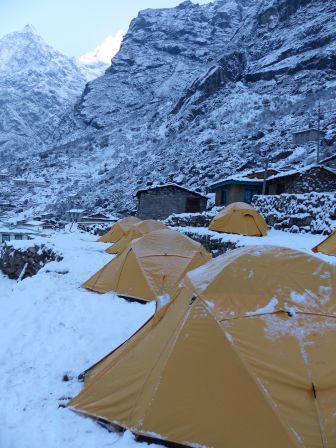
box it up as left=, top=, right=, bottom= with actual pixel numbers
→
left=312, top=230, right=336, bottom=256
left=209, top=202, right=267, bottom=236
left=97, top=217, right=141, bottom=243
left=83, top=229, right=211, bottom=302
left=70, top=246, right=336, bottom=448
left=106, top=219, right=167, bottom=255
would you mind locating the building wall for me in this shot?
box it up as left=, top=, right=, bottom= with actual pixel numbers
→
left=0, top=233, right=29, bottom=243
left=228, top=185, right=244, bottom=204
left=293, top=130, right=323, bottom=145
left=214, top=184, right=262, bottom=205
left=268, top=168, right=336, bottom=195
left=137, top=188, right=207, bottom=220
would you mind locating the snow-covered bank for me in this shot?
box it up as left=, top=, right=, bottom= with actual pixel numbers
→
left=176, top=227, right=336, bottom=266
left=0, top=229, right=156, bottom=448
left=0, top=227, right=335, bottom=448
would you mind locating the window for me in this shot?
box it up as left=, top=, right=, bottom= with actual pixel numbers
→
left=244, top=188, right=261, bottom=204
left=15, top=235, right=23, bottom=240
left=186, top=197, right=201, bottom=213
left=2, top=234, right=10, bottom=243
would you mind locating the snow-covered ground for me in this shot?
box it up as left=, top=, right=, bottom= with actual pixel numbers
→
left=0, top=229, right=157, bottom=448
left=0, top=227, right=334, bottom=448
left=177, top=226, right=336, bottom=266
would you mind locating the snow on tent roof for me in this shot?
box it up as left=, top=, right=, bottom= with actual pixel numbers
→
left=136, top=183, right=208, bottom=198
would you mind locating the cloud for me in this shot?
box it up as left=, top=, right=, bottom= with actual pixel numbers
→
left=80, top=30, right=124, bottom=65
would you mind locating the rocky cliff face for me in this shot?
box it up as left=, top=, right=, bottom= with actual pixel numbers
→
left=1, top=0, right=336, bottom=216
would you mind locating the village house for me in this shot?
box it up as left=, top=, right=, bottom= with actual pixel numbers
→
left=209, top=169, right=279, bottom=206
left=0, top=226, right=39, bottom=244
left=65, top=209, right=87, bottom=222
left=266, top=165, right=336, bottom=195
left=211, top=165, right=336, bottom=206
left=136, top=184, right=208, bottom=220
left=79, top=213, right=118, bottom=225
left=13, top=178, right=28, bottom=187
left=0, top=201, right=16, bottom=211
left=292, top=128, right=325, bottom=145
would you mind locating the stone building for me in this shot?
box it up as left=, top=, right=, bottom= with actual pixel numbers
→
left=136, top=184, right=208, bottom=220
left=267, top=165, right=336, bottom=195
left=292, top=128, right=324, bottom=145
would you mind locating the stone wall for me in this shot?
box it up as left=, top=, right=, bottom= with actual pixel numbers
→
left=252, top=192, right=336, bottom=234
left=0, top=243, right=63, bottom=280
left=178, top=229, right=241, bottom=257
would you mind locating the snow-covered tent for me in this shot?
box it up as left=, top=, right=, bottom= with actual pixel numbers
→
left=84, top=229, right=211, bottom=302
left=312, top=230, right=336, bottom=256
left=106, top=219, right=167, bottom=255
left=69, top=246, right=336, bottom=448
left=209, top=202, right=267, bottom=236
left=97, top=217, right=141, bottom=243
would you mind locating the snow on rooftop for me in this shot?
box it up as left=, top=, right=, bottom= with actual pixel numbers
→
left=0, top=226, right=38, bottom=234
left=267, top=164, right=336, bottom=181
left=68, top=209, right=86, bottom=213
left=210, top=175, right=264, bottom=187
left=136, top=183, right=207, bottom=198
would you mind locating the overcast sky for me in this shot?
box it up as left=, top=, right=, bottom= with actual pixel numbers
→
left=0, top=0, right=213, bottom=58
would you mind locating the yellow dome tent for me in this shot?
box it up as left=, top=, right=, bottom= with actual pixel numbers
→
left=83, top=228, right=211, bottom=302
left=312, top=230, right=336, bottom=256
left=106, top=219, right=167, bottom=255
left=209, top=202, right=267, bottom=236
left=69, top=246, right=336, bottom=448
left=97, top=216, right=141, bottom=243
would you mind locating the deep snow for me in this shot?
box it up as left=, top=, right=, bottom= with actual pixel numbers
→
left=0, top=229, right=157, bottom=448
left=0, top=227, right=334, bottom=448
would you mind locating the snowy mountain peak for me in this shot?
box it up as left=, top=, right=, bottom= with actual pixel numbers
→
left=21, top=24, right=38, bottom=35
left=0, top=26, right=90, bottom=157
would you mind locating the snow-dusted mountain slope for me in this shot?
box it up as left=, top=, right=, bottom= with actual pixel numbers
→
left=2, top=0, right=336, bottom=217
left=0, top=25, right=93, bottom=158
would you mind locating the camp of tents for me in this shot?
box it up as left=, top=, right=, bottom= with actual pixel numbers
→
left=70, top=210, right=336, bottom=447
left=69, top=245, right=336, bottom=448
